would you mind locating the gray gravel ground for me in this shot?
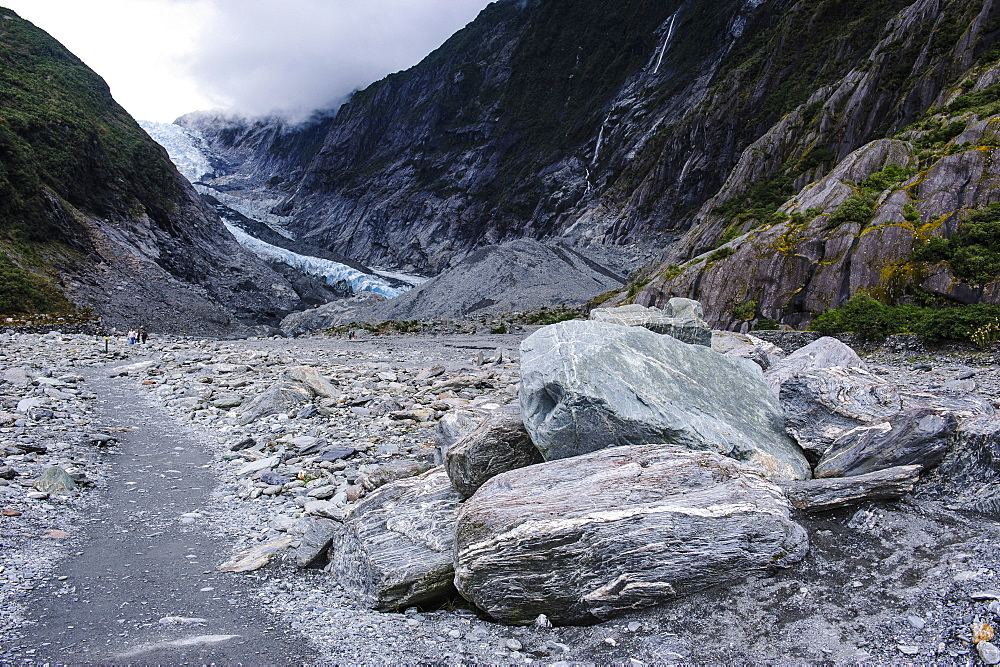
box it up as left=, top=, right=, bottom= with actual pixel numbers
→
left=1, top=329, right=999, bottom=665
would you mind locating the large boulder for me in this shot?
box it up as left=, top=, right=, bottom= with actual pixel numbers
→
left=444, top=404, right=542, bottom=499
left=454, top=445, right=809, bottom=625
left=814, top=406, right=959, bottom=478
left=434, top=408, right=491, bottom=463
left=763, top=337, right=865, bottom=394
left=519, top=320, right=811, bottom=481
left=915, top=416, right=1000, bottom=515
left=590, top=299, right=712, bottom=346
left=327, top=467, right=461, bottom=610
left=237, top=381, right=313, bottom=424
left=780, top=367, right=904, bottom=465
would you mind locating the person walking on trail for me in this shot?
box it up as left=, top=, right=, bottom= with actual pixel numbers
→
left=139, top=327, right=148, bottom=344
left=127, top=328, right=137, bottom=345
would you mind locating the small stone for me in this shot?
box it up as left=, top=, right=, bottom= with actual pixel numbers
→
left=973, top=622, right=996, bottom=644
left=505, top=639, right=522, bottom=651
left=907, top=615, right=926, bottom=629
left=897, top=645, right=921, bottom=656
left=971, top=591, right=1000, bottom=601
left=26, top=492, right=49, bottom=500
left=1, top=509, right=21, bottom=517
left=316, top=447, right=357, bottom=462
left=34, top=466, right=76, bottom=493
left=448, top=629, right=462, bottom=639
left=979, top=642, right=1000, bottom=665
left=533, top=614, right=553, bottom=629
left=260, top=471, right=291, bottom=486
left=628, top=621, right=642, bottom=632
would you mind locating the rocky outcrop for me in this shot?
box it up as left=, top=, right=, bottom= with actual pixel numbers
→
left=453, top=445, right=809, bottom=625
left=237, top=382, right=313, bottom=424
left=444, top=405, right=541, bottom=498
left=590, top=299, right=712, bottom=346
left=815, top=407, right=959, bottom=478
left=327, top=467, right=461, bottom=610
left=519, top=320, right=811, bottom=480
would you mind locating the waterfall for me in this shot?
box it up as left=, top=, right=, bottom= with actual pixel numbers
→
left=592, top=113, right=613, bottom=165
left=652, top=13, right=677, bottom=76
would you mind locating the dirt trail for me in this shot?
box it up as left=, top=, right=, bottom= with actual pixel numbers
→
left=14, top=363, right=317, bottom=664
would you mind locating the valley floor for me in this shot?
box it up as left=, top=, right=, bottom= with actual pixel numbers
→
left=0, top=329, right=998, bottom=664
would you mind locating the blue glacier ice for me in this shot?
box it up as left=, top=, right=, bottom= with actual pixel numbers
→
left=226, top=224, right=406, bottom=299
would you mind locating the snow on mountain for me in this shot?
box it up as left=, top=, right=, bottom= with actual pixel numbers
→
left=226, top=223, right=406, bottom=299
left=138, top=120, right=214, bottom=183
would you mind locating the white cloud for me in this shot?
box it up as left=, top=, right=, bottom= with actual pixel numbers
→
left=3, top=0, right=491, bottom=122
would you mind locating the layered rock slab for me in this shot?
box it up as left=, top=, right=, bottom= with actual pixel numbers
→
left=815, top=407, right=958, bottom=478
left=780, top=367, right=904, bottom=464
left=519, top=320, right=810, bottom=480
left=327, top=467, right=461, bottom=610
left=454, top=445, right=809, bottom=625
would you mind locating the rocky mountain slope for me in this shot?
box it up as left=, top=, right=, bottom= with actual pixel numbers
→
left=0, top=8, right=307, bottom=333
left=181, top=0, right=1000, bottom=327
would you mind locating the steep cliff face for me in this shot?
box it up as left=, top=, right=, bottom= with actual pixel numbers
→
left=187, top=0, right=1000, bottom=324
left=632, top=0, right=1000, bottom=328
left=0, top=8, right=304, bottom=332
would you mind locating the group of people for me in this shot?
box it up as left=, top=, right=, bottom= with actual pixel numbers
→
left=127, top=327, right=148, bottom=345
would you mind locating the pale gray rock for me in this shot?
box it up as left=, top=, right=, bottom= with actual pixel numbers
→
left=519, top=320, right=810, bottom=481
left=712, top=331, right=784, bottom=370
left=780, top=367, right=904, bottom=464
left=815, top=407, right=959, bottom=478
left=454, top=445, right=808, bottom=625
left=294, top=518, right=340, bottom=568
left=590, top=300, right=712, bottom=346
left=328, top=467, right=461, bottom=610
left=444, top=404, right=542, bottom=498
left=763, top=337, right=866, bottom=394
left=781, top=465, right=922, bottom=512
left=435, top=409, right=490, bottom=462
left=979, top=641, right=1000, bottom=666
left=286, top=366, right=338, bottom=398
left=34, top=466, right=77, bottom=493
left=237, top=381, right=313, bottom=424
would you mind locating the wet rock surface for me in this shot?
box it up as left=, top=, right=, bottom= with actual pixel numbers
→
left=1, top=328, right=999, bottom=664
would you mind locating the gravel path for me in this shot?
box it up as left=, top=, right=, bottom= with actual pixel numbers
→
left=5, top=363, right=316, bottom=664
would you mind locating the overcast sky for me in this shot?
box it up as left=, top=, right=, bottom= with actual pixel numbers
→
left=4, top=0, right=492, bottom=122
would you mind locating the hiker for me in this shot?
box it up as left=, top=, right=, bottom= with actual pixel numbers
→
left=127, top=328, right=137, bottom=345
left=139, top=327, right=148, bottom=344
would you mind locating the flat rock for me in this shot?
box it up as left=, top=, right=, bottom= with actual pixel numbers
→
left=815, top=407, right=958, bottom=478
left=237, top=381, right=313, bottom=424
left=315, top=447, right=357, bottom=462
left=328, top=467, right=461, bottom=610
left=286, top=366, right=338, bottom=398
left=590, top=300, right=712, bottom=346
left=519, top=320, right=810, bottom=481
left=444, top=404, right=542, bottom=498
left=781, top=465, right=922, bottom=512
left=454, top=445, right=809, bottom=625
left=764, top=337, right=865, bottom=394
left=218, top=537, right=293, bottom=572
left=780, top=367, right=904, bottom=464
left=236, top=456, right=281, bottom=477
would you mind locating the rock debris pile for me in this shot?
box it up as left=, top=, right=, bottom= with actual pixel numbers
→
left=3, top=311, right=1000, bottom=663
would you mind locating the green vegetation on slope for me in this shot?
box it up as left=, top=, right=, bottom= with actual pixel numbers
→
left=914, top=203, right=1000, bottom=284
left=0, top=8, right=182, bottom=244
left=812, top=293, right=1000, bottom=343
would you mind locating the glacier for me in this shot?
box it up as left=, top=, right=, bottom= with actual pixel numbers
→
left=226, top=224, right=406, bottom=299
left=141, top=118, right=410, bottom=300
left=139, top=120, right=214, bottom=183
